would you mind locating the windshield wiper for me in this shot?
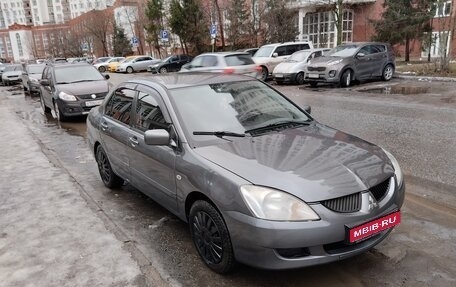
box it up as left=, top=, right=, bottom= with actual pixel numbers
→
left=70, top=79, right=100, bottom=83
left=245, top=120, right=312, bottom=134
left=193, top=131, right=246, bottom=138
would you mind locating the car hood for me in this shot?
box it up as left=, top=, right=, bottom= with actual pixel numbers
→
left=193, top=123, right=393, bottom=202
left=3, top=71, right=22, bottom=77
left=308, top=56, right=347, bottom=66
left=56, top=80, right=109, bottom=95
left=274, top=61, right=306, bottom=73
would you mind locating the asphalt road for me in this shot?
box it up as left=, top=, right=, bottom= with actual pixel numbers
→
left=2, top=73, right=455, bottom=287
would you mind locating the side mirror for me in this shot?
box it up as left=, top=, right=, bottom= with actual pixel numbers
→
left=272, top=52, right=278, bottom=58
left=104, top=74, right=110, bottom=80
left=40, top=79, right=50, bottom=86
left=303, top=105, right=311, bottom=114
left=356, top=53, right=366, bottom=58
left=144, top=129, right=170, bottom=145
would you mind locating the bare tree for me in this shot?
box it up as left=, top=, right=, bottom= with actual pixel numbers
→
left=81, top=9, right=114, bottom=56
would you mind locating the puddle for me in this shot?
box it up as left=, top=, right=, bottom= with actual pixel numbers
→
left=362, top=85, right=430, bottom=95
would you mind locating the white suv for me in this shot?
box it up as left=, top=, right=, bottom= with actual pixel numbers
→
left=253, top=41, right=314, bottom=80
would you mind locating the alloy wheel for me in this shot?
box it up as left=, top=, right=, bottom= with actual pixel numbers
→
left=97, top=149, right=112, bottom=184
left=192, top=211, right=223, bottom=264
left=159, top=67, right=167, bottom=73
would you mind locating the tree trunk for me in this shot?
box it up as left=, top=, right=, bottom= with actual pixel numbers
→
left=214, top=0, right=225, bottom=50
left=405, top=36, right=410, bottom=62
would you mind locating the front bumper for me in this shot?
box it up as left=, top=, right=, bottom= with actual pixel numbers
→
left=4, top=77, right=22, bottom=84
left=147, top=66, right=159, bottom=73
left=273, top=72, right=298, bottom=83
left=223, top=180, right=405, bottom=270
left=57, top=97, right=105, bottom=117
left=305, top=68, right=342, bottom=84
left=116, top=67, right=126, bottom=73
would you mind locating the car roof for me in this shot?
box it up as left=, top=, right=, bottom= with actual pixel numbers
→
left=196, top=52, right=250, bottom=57
left=125, top=72, right=253, bottom=90
left=260, top=41, right=311, bottom=47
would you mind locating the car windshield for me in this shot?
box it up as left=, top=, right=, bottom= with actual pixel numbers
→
left=4, top=65, right=22, bottom=72
left=27, top=65, right=45, bottom=74
left=162, top=56, right=173, bottom=62
left=169, top=80, right=311, bottom=144
left=94, top=58, right=111, bottom=64
left=55, top=65, right=104, bottom=84
left=254, top=46, right=274, bottom=57
left=327, top=45, right=360, bottom=57
left=286, top=51, right=311, bottom=62
left=123, top=58, right=136, bottom=63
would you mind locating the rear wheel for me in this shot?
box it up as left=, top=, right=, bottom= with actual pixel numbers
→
left=295, top=72, right=305, bottom=85
left=159, top=67, right=168, bottom=73
left=340, top=69, right=352, bottom=87
left=96, top=145, right=124, bottom=188
left=382, top=64, right=394, bottom=81
left=126, top=66, right=134, bottom=74
left=189, top=200, right=236, bottom=274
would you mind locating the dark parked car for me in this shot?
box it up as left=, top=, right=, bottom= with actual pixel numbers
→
left=40, top=63, right=110, bottom=121
left=305, top=42, right=395, bottom=87
left=147, top=54, right=192, bottom=73
left=22, top=64, right=45, bottom=95
left=87, top=73, right=404, bottom=274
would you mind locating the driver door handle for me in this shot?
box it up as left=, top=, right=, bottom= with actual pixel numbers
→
left=129, top=136, right=139, bottom=147
left=100, top=122, right=108, bottom=131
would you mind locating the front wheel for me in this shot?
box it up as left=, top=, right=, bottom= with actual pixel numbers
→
left=126, top=66, right=134, bottom=74
left=259, top=67, right=268, bottom=81
left=40, top=94, right=51, bottom=113
left=382, top=64, right=394, bottom=81
left=189, top=200, right=236, bottom=274
left=53, top=101, right=67, bottom=122
left=340, top=69, right=352, bottom=87
left=96, top=145, right=124, bottom=188
left=295, top=72, right=305, bottom=85
left=98, top=66, right=106, bottom=73
left=159, top=67, right=168, bottom=73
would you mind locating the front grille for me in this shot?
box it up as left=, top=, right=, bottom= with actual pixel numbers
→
left=78, top=92, right=106, bottom=100
left=308, top=66, right=326, bottom=72
left=321, top=193, right=361, bottom=213
left=369, top=178, right=391, bottom=202
left=276, top=247, right=310, bottom=259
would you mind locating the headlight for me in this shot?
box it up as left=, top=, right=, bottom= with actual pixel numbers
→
left=327, top=59, right=343, bottom=66
left=240, top=185, right=320, bottom=221
left=58, top=91, right=77, bottom=101
left=382, top=148, right=403, bottom=187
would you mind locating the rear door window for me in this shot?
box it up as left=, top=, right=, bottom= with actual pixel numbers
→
left=201, top=56, right=218, bottom=67
left=224, top=54, right=255, bottom=66
left=105, top=88, right=136, bottom=125
left=298, top=43, right=311, bottom=51
left=286, top=45, right=299, bottom=55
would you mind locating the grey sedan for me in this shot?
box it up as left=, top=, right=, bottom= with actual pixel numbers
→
left=87, top=73, right=405, bottom=273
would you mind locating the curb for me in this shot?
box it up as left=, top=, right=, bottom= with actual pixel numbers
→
left=394, top=73, right=456, bottom=82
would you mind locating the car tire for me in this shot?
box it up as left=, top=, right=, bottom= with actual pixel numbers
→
left=126, top=66, right=134, bottom=74
left=340, top=69, right=352, bottom=87
left=53, top=100, right=67, bottom=122
left=260, top=66, right=268, bottom=81
left=189, top=200, right=236, bottom=274
left=40, top=94, right=51, bottom=113
left=382, top=64, right=394, bottom=81
left=159, top=67, right=168, bottom=73
left=98, top=66, right=106, bottom=73
left=295, top=72, right=305, bottom=85
left=96, top=145, right=124, bottom=188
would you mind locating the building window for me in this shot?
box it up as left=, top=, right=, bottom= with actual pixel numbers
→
left=16, top=33, right=23, bottom=57
left=303, top=10, right=354, bottom=48
left=435, top=1, right=452, bottom=17
left=422, top=31, right=451, bottom=57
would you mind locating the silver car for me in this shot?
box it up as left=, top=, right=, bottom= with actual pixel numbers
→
left=2, top=64, right=23, bottom=86
left=180, top=52, right=260, bottom=77
left=273, top=48, right=330, bottom=85
left=116, top=56, right=160, bottom=73
left=22, top=64, right=45, bottom=95
left=87, top=73, right=404, bottom=273
left=305, top=42, right=395, bottom=87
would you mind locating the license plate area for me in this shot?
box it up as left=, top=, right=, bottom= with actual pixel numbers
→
left=275, top=74, right=283, bottom=78
left=85, top=99, right=103, bottom=107
left=347, top=211, right=401, bottom=243
left=308, top=73, right=319, bottom=79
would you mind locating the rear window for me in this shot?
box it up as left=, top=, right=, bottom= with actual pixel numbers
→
left=224, top=54, right=254, bottom=66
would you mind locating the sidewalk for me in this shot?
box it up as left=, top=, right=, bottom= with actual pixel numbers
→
left=0, top=104, right=145, bottom=286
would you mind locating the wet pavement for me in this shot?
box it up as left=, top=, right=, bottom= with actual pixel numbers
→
left=1, top=75, right=455, bottom=287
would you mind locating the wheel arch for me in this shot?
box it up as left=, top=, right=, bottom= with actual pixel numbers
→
left=185, top=191, right=222, bottom=221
